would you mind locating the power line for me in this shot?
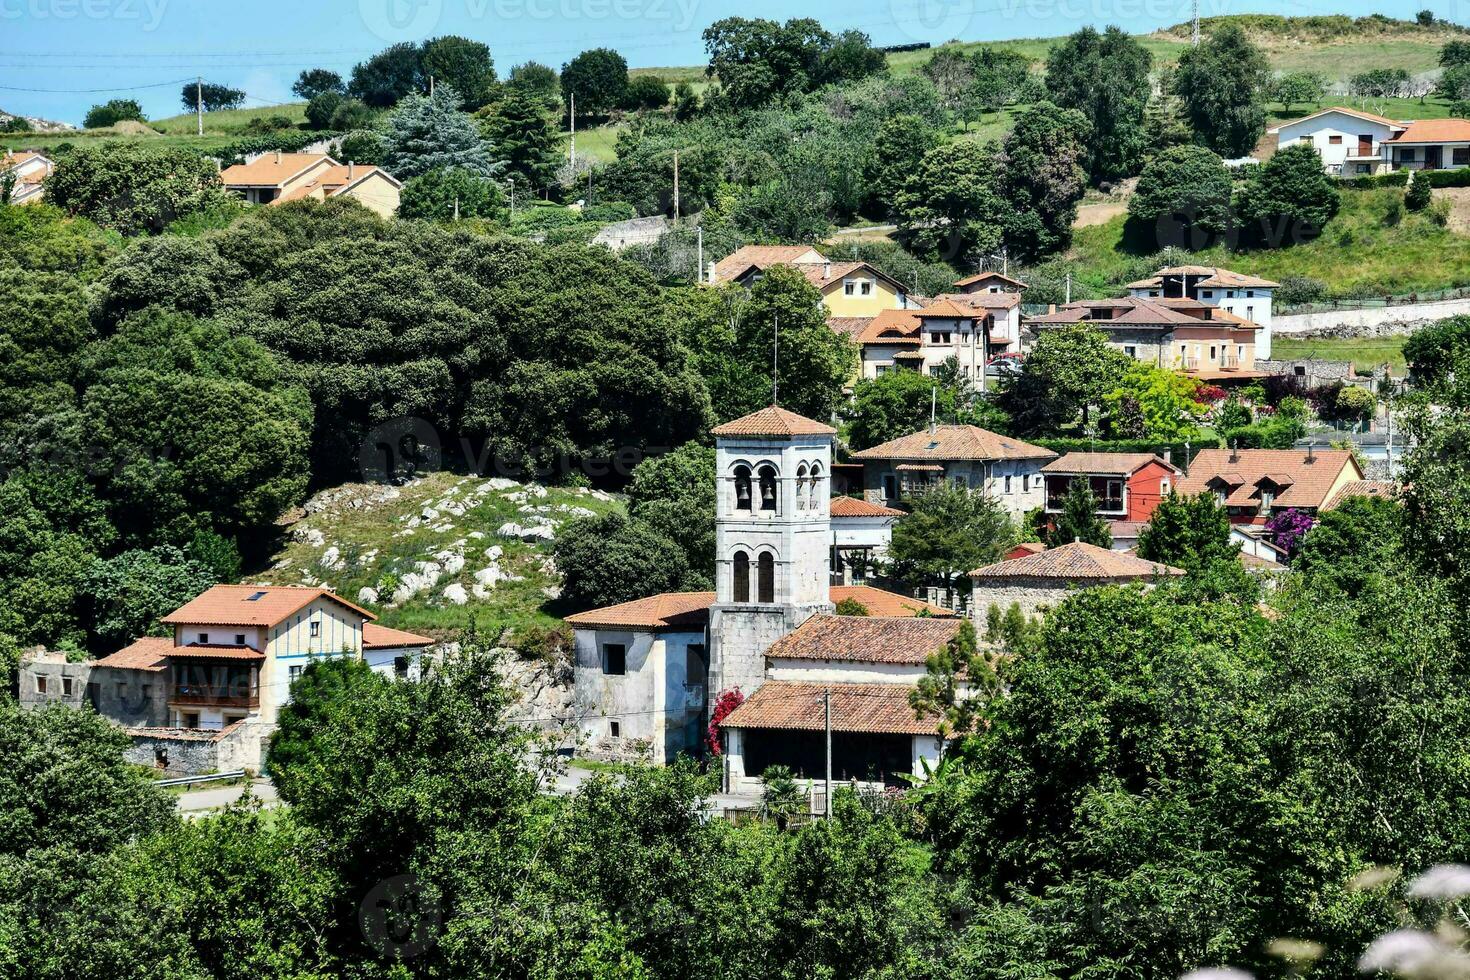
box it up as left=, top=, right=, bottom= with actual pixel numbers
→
left=0, top=76, right=195, bottom=94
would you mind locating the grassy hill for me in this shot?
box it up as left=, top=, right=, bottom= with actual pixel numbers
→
left=251, top=471, right=624, bottom=640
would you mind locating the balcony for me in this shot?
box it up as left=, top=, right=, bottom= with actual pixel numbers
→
left=170, top=665, right=260, bottom=710
left=1045, top=494, right=1125, bottom=514
left=1182, top=356, right=1201, bottom=371
left=1220, top=353, right=1240, bottom=370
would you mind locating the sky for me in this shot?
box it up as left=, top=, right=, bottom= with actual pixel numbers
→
left=0, top=0, right=1456, bottom=125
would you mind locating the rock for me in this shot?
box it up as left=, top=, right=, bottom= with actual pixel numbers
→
left=435, top=550, right=466, bottom=576
left=319, top=546, right=344, bottom=571
left=497, top=522, right=525, bottom=539
left=430, top=522, right=455, bottom=533
left=361, top=549, right=379, bottom=564
left=484, top=545, right=503, bottom=560
left=541, top=585, right=563, bottom=600
left=421, top=507, right=439, bottom=521
left=295, top=527, right=326, bottom=547
left=521, top=525, right=555, bottom=542
left=468, top=531, right=485, bottom=540
left=357, top=586, right=380, bottom=604
left=442, top=583, right=468, bottom=605
left=527, top=484, right=548, bottom=498
left=473, top=565, right=502, bottom=589
left=442, top=503, right=466, bottom=517
left=487, top=477, right=520, bottom=490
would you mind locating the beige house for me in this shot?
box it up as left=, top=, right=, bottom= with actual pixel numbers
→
left=1178, top=447, right=1365, bottom=526
left=709, top=244, right=920, bottom=318
left=1, top=150, right=53, bottom=205
left=219, top=151, right=402, bottom=217
left=970, top=541, right=1184, bottom=621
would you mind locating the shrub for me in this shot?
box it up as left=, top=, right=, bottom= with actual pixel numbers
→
left=305, top=91, right=345, bottom=130
left=1275, top=275, right=1328, bottom=307
left=1336, top=385, right=1375, bottom=421
left=83, top=99, right=146, bottom=129
left=511, top=622, right=572, bottom=661
left=329, top=99, right=374, bottom=131
left=1406, top=174, right=1433, bottom=211
left=581, top=201, right=636, bottom=223
left=834, top=597, right=870, bottom=616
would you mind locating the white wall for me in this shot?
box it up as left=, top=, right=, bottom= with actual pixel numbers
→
left=766, top=658, right=928, bottom=684
left=1275, top=112, right=1397, bottom=174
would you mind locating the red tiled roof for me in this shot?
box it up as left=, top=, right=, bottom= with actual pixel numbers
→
left=829, top=585, right=956, bottom=618
left=1042, top=452, right=1178, bottom=476
left=711, top=245, right=824, bottom=282
left=711, top=405, right=836, bottom=438
left=363, top=623, right=434, bottom=649
left=720, top=681, right=943, bottom=735
left=855, top=308, right=923, bottom=345
left=829, top=496, right=904, bottom=518
left=764, top=614, right=962, bottom=664
left=166, top=643, right=266, bottom=661
left=1324, top=480, right=1398, bottom=510
left=827, top=316, right=873, bottom=339
left=971, top=541, right=1183, bottom=580
left=954, top=270, right=1027, bottom=289
left=93, top=636, right=173, bottom=672
left=563, top=591, right=716, bottom=631
left=1388, top=118, right=1470, bottom=144
left=933, top=291, right=1022, bottom=311
left=219, top=153, right=333, bottom=187
left=1179, top=449, right=1363, bottom=511
left=160, top=585, right=375, bottom=628
left=851, top=424, right=1056, bottom=463
left=913, top=297, right=983, bottom=319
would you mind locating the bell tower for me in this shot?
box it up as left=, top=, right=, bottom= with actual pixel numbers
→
left=708, top=406, right=835, bottom=697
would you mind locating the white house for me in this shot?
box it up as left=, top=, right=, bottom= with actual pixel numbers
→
left=850, top=423, right=1057, bottom=519
left=1383, top=118, right=1470, bottom=173
left=1125, top=264, right=1279, bottom=358
left=828, top=496, right=903, bottom=585
left=1267, top=107, right=1406, bottom=176
left=1, top=150, right=53, bottom=205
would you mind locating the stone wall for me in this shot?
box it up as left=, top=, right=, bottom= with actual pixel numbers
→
left=971, top=578, right=1158, bottom=622
left=123, top=719, right=264, bottom=776
left=18, top=654, right=91, bottom=710
left=1274, top=296, right=1470, bottom=337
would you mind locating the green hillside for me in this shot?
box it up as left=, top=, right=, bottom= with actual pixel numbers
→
left=253, top=471, right=624, bottom=640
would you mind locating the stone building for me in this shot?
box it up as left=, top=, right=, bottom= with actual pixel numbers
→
left=969, top=541, right=1184, bottom=621
left=851, top=423, right=1056, bottom=519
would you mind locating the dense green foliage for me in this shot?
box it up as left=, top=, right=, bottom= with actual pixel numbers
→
left=1129, top=144, right=1234, bottom=241
left=1043, top=477, right=1112, bottom=547
left=82, top=99, right=145, bottom=129
left=1172, top=25, right=1271, bottom=158
left=888, top=484, right=1014, bottom=588
left=561, top=47, right=629, bottom=118
left=1136, top=491, right=1240, bottom=571
left=1044, top=26, right=1152, bottom=182
left=45, top=144, right=231, bottom=235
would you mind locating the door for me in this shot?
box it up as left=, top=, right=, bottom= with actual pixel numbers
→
left=1427, top=145, right=1443, bottom=170
left=1357, top=135, right=1373, bottom=157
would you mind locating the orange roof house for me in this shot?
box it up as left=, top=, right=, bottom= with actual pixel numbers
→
left=1, top=149, right=53, bottom=205
left=219, top=151, right=401, bottom=217
left=707, top=244, right=919, bottom=318
left=1179, top=448, right=1365, bottom=524
left=970, top=541, right=1184, bottom=620
left=1030, top=296, right=1265, bottom=380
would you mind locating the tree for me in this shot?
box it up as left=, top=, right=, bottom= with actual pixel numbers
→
left=921, top=49, right=975, bottom=117
left=1406, top=172, right=1433, bottom=211
left=1044, top=26, right=1152, bottom=182
left=1268, top=71, right=1327, bottom=114
left=304, top=90, right=345, bottom=130
left=702, top=17, right=833, bottom=109
left=349, top=42, right=424, bottom=107
left=44, top=143, right=230, bottom=236
left=561, top=47, right=629, bottom=118
left=819, top=30, right=887, bottom=86
left=1293, top=494, right=1402, bottom=597
left=1441, top=40, right=1470, bottom=70
left=481, top=91, right=562, bottom=192
left=553, top=511, right=698, bottom=610
left=382, top=84, right=502, bottom=179
left=834, top=596, right=870, bottom=616
left=1237, top=142, right=1340, bottom=245
left=970, top=47, right=1032, bottom=115
left=626, top=442, right=717, bottom=580
left=83, top=99, right=144, bottom=129
left=1349, top=67, right=1411, bottom=98
left=895, top=139, right=1003, bottom=262
left=845, top=370, right=958, bottom=451
left=888, top=484, right=1015, bottom=588
left=179, top=81, right=244, bottom=113
left=1044, top=478, right=1112, bottom=547
left=1438, top=62, right=1470, bottom=104
left=1129, top=144, right=1234, bottom=242
left=292, top=68, right=343, bottom=100
left=84, top=545, right=216, bottom=651
left=622, top=75, right=670, bottom=111
left=397, top=167, right=506, bottom=221
left=729, top=265, right=854, bottom=422
left=1136, top=491, right=1238, bottom=571
left=1172, top=25, right=1270, bottom=158
left=1404, top=314, right=1470, bottom=386
left=993, top=102, right=1089, bottom=259
left=1102, top=363, right=1206, bottom=439
left=864, top=113, right=932, bottom=216
left=421, top=35, right=497, bottom=110
left=998, top=324, right=1132, bottom=434
left=506, top=61, right=559, bottom=107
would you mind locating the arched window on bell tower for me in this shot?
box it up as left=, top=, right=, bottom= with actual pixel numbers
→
left=732, top=551, right=750, bottom=602
left=795, top=463, right=809, bottom=511
left=734, top=465, right=752, bottom=512
left=757, top=552, right=775, bottom=603
left=808, top=462, right=823, bottom=510
left=757, top=464, right=778, bottom=513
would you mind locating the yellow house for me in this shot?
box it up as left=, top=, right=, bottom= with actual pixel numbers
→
left=219, top=151, right=402, bottom=218
left=709, top=244, right=918, bottom=317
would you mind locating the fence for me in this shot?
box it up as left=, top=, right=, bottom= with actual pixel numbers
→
left=1278, top=285, right=1470, bottom=316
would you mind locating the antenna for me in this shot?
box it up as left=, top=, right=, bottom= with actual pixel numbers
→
left=772, top=314, right=779, bottom=405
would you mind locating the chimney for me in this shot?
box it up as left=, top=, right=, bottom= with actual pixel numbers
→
left=1305, top=442, right=1316, bottom=463
left=1163, top=448, right=1172, bottom=468
left=706, top=260, right=716, bottom=284
left=824, top=260, right=832, bottom=279
left=1047, top=303, right=1057, bottom=314
left=275, top=149, right=282, bottom=164
left=1229, top=439, right=1239, bottom=463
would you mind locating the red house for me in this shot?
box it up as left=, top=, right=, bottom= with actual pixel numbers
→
left=1041, top=453, right=1183, bottom=523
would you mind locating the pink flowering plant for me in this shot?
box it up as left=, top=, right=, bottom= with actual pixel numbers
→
left=1265, top=507, right=1315, bottom=555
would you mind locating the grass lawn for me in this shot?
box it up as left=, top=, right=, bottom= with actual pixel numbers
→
left=253, top=471, right=625, bottom=640
left=1271, top=335, right=1409, bottom=373
left=1267, top=96, right=1463, bottom=125
left=564, top=121, right=623, bottom=164
left=1065, top=187, right=1470, bottom=300
left=150, top=101, right=309, bottom=135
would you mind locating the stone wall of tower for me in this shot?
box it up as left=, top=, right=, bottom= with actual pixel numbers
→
left=709, top=432, right=834, bottom=698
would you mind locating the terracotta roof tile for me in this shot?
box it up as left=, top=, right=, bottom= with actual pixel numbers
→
left=765, top=614, right=962, bottom=664
left=855, top=308, right=924, bottom=344
left=1324, top=480, right=1398, bottom=510
left=711, top=245, right=824, bottom=282
left=1389, top=118, right=1470, bottom=143
left=720, top=681, right=943, bottom=735
left=1042, top=452, right=1178, bottom=476
left=851, top=424, right=1056, bottom=463
left=167, top=643, right=266, bottom=661
left=363, top=623, right=434, bottom=649
left=913, top=297, right=983, bottom=319
left=711, top=405, right=836, bottom=438
left=219, top=153, right=334, bottom=187
left=160, top=585, right=375, bottom=628
left=827, top=316, right=873, bottom=339
left=933, top=291, right=1022, bottom=311
left=971, top=541, right=1183, bottom=579
left=829, top=496, right=905, bottom=518
left=829, top=586, right=955, bottom=618
left=563, top=591, right=715, bottom=631
left=954, top=270, right=1027, bottom=289
left=1179, top=449, right=1363, bottom=511
left=93, top=636, right=173, bottom=671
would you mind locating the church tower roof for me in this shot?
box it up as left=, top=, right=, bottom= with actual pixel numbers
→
left=711, top=405, right=836, bottom=438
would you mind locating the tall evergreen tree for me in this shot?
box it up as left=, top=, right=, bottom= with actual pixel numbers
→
left=1172, top=25, right=1271, bottom=158
left=1136, top=491, right=1238, bottom=571
left=1044, top=26, right=1152, bottom=183
left=1045, top=478, right=1112, bottom=548
left=383, top=84, right=503, bottom=180
left=481, top=90, right=563, bottom=192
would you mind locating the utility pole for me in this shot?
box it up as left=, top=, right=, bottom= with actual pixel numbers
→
left=823, top=688, right=833, bottom=819
left=453, top=195, right=460, bottom=222
left=672, top=149, right=680, bottom=221
left=696, top=225, right=703, bottom=283
left=1065, top=271, right=1072, bottom=304
left=429, top=75, right=435, bottom=96
left=196, top=76, right=203, bottom=137
left=1191, top=0, right=1201, bottom=45
left=568, top=92, right=576, bottom=171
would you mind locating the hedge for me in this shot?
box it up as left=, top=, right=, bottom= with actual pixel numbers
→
left=1421, top=166, right=1470, bottom=188
left=218, top=131, right=338, bottom=165
left=1031, top=435, right=1223, bottom=466
left=1339, top=169, right=1409, bottom=189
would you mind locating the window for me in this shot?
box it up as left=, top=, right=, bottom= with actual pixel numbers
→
left=36, top=676, right=46, bottom=695
left=757, top=465, right=778, bottom=512
left=602, top=643, right=626, bottom=675
left=1329, top=135, right=1343, bottom=145
left=609, top=721, right=621, bottom=737
left=198, top=632, right=209, bottom=644
left=235, top=633, right=246, bottom=646
left=1246, top=305, right=1254, bottom=320
left=1237, top=344, right=1245, bottom=360
left=1123, top=345, right=1137, bottom=358
left=1456, top=147, right=1470, bottom=167
left=182, top=713, right=200, bottom=730
left=882, top=474, right=898, bottom=500
left=1160, top=479, right=1172, bottom=496
left=1261, top=489, right=1275, bottom=512
left=1004, top=475, right=1012, bottom=493
left=1209, top=345, right=1217, bottom=360
left=733, top=551, right=750, bottom=603
left=757, top=553, right=776, bottom=603
left=795, top=463, right=809, bottom=511
left=734, top=465, right=752, bottom=511
left=1246, top=290, right=1255, bottom=297
left=951, top=475, right=967, bottom=489
left=393, top=656, right=409, bottom=678
left=1021, top=474, right=1029, bottom=492
left=844, top=280, right=855, bottom=295
left=141, top=684, right=152, bottom=700
left=1401, top=147, right=1418, bottom=162
left=1356, top=163, right=1370, bottom=174
left=808, top=463, right=823, bottom=509
left=289, top=665, right=303, bottom=685
left=309, top=619, right=321, bottom=638
left=62, top=677, right=73, bottom=697
left=223, top=713, right=246, bottom=727
left=1149, top=290, right=1159, bottom=297
left=860, top=280, right=872, bottom=296
left=931, top=331, right=952, bottom=344
left=1202, top=290, right=1214, bottom=298
left=116, top=681, right=127, bottom=699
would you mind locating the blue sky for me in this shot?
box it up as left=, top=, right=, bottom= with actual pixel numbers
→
left=0, top=0, right=1456, bottom=124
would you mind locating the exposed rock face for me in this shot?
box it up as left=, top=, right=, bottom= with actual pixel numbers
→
left=497, top=650, right=575, bottom=733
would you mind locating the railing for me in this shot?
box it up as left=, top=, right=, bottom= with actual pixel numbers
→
left=1278, top=285, right=1470, bottom=315
left=154, top=770, right=246, bottom=788
left=1220, top=354, right=1240, bottom=369
left=171, top=686, right=259, bottom=709
left=1182, top=356, right=1200, bottom=371
left=1045, top=496, right=1125, bottom=514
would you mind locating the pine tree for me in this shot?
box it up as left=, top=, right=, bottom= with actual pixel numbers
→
left=1045, top=478, right=1112, bottom=548
left=482, top=91, right=562, bottom=193
left=383, top=83, right=503, bottom=180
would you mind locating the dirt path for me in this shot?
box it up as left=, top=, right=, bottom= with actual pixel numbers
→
left=1074, top=200, right=1129, bottom=227
left=1436, top=186, right=1470, bottom=234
